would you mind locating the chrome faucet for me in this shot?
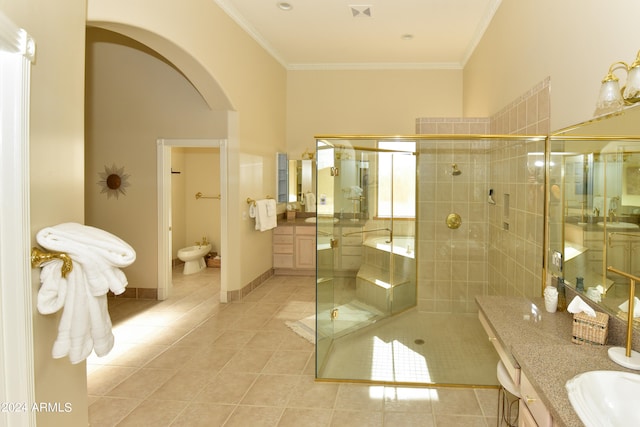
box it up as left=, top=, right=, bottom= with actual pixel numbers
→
left=609, top=208, right=617, bottom=223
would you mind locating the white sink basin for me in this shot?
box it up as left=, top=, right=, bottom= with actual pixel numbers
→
left=597, top=221, right=639, bottom=229
left=304, top=217, right=339, bottom=223
left=566, top=370, right=640, bottom=427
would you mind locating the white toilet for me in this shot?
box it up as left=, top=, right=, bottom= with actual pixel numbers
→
left=177, top=244, right=211, bottom=275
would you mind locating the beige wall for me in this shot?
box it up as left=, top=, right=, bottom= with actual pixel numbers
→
left=85, top=28, right=222, bottom=289
left=464, top=0, right=640, bottom=130
left=171, top=147, right=222, bottom=259
left=286, top=69, right=463, bottom=157
left=87, top=0, right=287, bottom=293
left=2, top=0, right=89, bottom=425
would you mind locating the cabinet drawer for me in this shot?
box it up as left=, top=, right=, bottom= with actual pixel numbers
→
left=520, top=371, right=553, bottom=427
left=478, top=311, right=520, bottom=385
left=273, top=226, right=294, bottom=235
left=273, top=235, right=293, bottom=245
left=273, top=254, right=293, bottom=268
left=273, top=244, right=293, bottom=254
left=296, top=226, right=316, bottom=235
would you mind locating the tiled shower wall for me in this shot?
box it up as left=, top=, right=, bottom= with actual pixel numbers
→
left=415, top=78, right=551, bottom=313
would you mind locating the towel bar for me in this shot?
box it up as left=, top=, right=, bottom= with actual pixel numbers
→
left=31, top=247, right=73, bottom=278
left=195, top=192, right=221, bottom=200
left=246, top=196, right=273, bottom=207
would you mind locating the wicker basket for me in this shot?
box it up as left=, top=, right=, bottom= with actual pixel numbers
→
left=572, top=311, right=609, bottom=345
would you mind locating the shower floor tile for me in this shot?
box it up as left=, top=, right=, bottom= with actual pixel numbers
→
left=320, top=310, right=499, bottom=386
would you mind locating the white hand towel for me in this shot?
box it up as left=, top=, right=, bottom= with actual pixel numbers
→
left=618, top=297, right=640, bottom=318
left=305, top=192, right=316, bottom=213
left=255, top=199, right=277, bottom=231
left=567, top=296, right=596, bottom=317
left=35, top=222, right=135, bottom=363
left=37, top=223, right=136, bottom=296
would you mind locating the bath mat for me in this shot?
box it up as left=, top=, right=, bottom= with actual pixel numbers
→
left=285, top=315, right=315, bottom=344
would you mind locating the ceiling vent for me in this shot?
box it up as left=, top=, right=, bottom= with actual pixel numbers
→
left=350, top=5, right=372, bottom=18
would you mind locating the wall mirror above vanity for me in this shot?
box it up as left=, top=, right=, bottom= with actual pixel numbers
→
left=288, top=159, right=316, bottom=208
left=549, top=105, right=640, bottom=327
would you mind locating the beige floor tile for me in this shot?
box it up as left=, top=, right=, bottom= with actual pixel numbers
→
left=278, top=408, right=332, bottom=427
left=383, top=386, right=435, bottom=413
left=474, top=387, right=499, bottom=418
left=144, top=345, right=199, bottom=369
left=430, top=388, right=483, bottom=416
left=181, top=346, right=237, bottom=372
left=87, top=365, right=137, bottom=396
left=384, top=411, right=435, bottom=426
left=89, top=269, right=499, bottom=426
left=286, top=375, right=339, bottom=409
left=88, top=396, right=141, bottom=427
left=220, top=348, right=274, bottom=373
left=240, top=374, right=299, bottom=406
left=432, top=414, right=488, bottom=426
left=147, top=370, right=209, bottom=401
left=244, top=329, right=288, bottom=350
left=262, top=350, right=312, bottom=374
left=330, top=409, right=384, bottom=427
left=211, top=329, right=256, bottom=348
left=106, top=368, right=175, bottom=399
left=232, top=313, right=272, bottom=330
left=223, top=405, right=284, bottom=427
left=334, top=384, right=385, bottom=412
left=169, top=402, right=235, bottom=427
left=116, top=399, right=188, bottom=427
left=193, top=371, right=257, bottom=404
left=89, top=341, right=169, bottom=368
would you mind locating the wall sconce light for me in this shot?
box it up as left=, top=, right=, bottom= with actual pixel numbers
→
left=595, top=50, right=640, bottom=116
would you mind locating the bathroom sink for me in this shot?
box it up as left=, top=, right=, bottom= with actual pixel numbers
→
left=566, top=370, right=640, bottom=427
left=304, top=217, right=339, bottom=223
left=596, top=221, right=639, bottom=229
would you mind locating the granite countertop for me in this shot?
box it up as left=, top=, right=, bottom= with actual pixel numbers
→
left=476, top=296, right=636, bottom=427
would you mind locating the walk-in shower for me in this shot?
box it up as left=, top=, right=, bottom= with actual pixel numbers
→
left=314, top=135, right=547, bottom=387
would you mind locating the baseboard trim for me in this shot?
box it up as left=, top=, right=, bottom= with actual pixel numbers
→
left=226, top=268, right=274, bottom=302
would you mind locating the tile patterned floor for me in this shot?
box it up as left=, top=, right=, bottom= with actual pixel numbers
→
left=87, top=268, right=499, bottom=426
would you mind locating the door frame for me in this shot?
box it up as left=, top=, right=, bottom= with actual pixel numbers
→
left=157, top=138, right=228, bottom=300
left=0, top=11, right=37, bottom=426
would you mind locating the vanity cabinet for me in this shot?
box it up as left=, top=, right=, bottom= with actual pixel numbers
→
left=478, top=310, right=554, bottom=427
left=295, top=226, right=316, bottom=269
left=273, top=224, right=315, bottom=275
left=519, top=371, right=553, bottom=427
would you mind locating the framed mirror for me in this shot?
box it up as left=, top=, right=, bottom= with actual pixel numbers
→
left=549, top=105, right=640, bottom=327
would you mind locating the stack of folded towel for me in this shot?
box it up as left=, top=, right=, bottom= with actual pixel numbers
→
left=250, top=199, right=277, bottom=231
left=36, top=222, right=136, bottom=364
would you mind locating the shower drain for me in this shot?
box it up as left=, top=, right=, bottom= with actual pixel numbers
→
left=414, top=339, right=425, bottom=345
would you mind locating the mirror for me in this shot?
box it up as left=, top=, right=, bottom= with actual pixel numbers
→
left=276, top=152, right=288, bottom=203
left=550, top=106, right=640, bottom=327
left=288, top=159, right=316, bottom=210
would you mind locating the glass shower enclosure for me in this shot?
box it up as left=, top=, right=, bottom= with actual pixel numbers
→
left=315, top=137, right=417, bottom=380
left=313, top=134, right=547, bottom=386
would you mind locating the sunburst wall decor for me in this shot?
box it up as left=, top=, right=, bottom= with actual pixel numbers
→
left=98, top=164, right=131, bottom=199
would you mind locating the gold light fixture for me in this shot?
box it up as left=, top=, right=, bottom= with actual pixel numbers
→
left=595, top=49, right=640, bottom=116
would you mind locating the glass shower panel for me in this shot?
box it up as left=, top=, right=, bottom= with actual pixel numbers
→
left=315, top=138, right=417, bottom=380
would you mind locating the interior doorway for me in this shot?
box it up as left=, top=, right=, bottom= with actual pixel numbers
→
left=157, top=138, right=228, bottom=301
